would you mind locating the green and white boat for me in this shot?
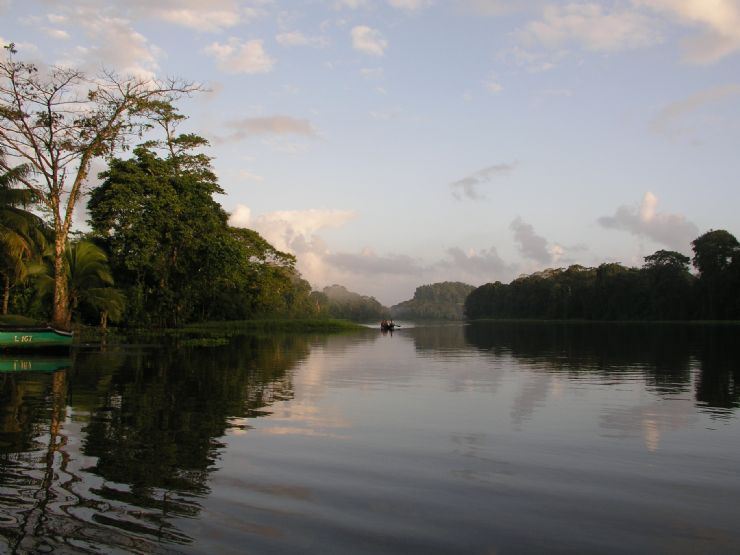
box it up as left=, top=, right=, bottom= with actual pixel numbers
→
left=0, top=355, right=72, bottom=372
left=0, top=325, right=73, bottom=350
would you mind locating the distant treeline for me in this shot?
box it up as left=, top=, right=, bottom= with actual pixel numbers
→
left=465, top=230, right=740, bottom=321
left=310, top=285, right=387, bottom=321
left=392, top=282, right=475, bottom=320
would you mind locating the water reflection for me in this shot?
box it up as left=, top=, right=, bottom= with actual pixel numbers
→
left=464, top=321, right=740, bottom=413
left=0, top=334, right=309, bottom=552
left=0, top=324, right=738, bottom=553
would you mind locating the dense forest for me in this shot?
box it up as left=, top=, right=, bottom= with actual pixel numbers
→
left=391, top=282, right=475, bottom=320
left=0, top=48, right=320, bottom=328
left=310, top=285, right=387, bottom=321
left=465, top=231, right=740, bottom=321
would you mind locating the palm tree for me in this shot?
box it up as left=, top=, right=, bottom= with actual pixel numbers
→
left=0, top=162, right=47, bottom=314
left=36, top=240, right=124, bottom=329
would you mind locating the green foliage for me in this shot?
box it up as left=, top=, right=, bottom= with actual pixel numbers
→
left=465, top=232, right=740, bottom=321
left=1, top=48, right=197, bottom=327
left=313, top=284, right=387, bottom=321
left=88, top=137, right=317, bottom=327
left=392, top=282, right=474, bottom=320
left=34, top=240, right=124, bottom=327
left=691, top=230, right=740, bottom=319
left=0, top=159, right=48, bottom=314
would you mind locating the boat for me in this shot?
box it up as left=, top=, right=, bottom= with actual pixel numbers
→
left=0, top=325, right=73, bottom=350
left=0, top=355, right=72, bottom=373
left=380, top=322, right=398, bottom=331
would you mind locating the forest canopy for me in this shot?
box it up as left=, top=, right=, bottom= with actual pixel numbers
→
left=464, top=232, right=740, bottom=321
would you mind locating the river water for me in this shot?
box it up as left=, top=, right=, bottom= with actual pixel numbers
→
left=0, top=322, right=738, bottom=554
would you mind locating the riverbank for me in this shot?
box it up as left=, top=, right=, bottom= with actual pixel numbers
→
left=72, top=318, right=365, bottom=345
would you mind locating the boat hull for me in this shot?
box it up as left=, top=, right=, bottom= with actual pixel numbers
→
left=0, top=355, right=71, bottom=372
left=0, top=327, right=73, bottom=350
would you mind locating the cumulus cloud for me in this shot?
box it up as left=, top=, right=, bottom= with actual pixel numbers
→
left=486, top=78, right=503, bottom=93
left=351, top=25, right=388, bottom=56
left=462, top=0, right=543, bottom=16
left=387, top=0, right=430, bottom=10
left=510, top=217, right=552, bottom=264
left=204, top=38, right=274, bottom=74
left=42, top=28, right=70, bottom=40
left=125, top=0, right=264, bottom=32
left=327, top=250, right=424, bottom=276
left=229, top=205, right=356, bottom=252
left=276, top=31, right=328, bottom=48
left=335, top=0, right=370, bottom=8
left=70, top=12, right=162, bottom=79
left=651, top=83, right=740, bottom=140
left=450, top=163, right=516, bottom=200
left=438, top=246, right=513, bottom=276
left=216, top=115, right=316, bottom=143
left=519, top=3, right=661, bottom=53
left=635, top=0, right=740, bottom=63
left=598, top=192, right=699, bottom=251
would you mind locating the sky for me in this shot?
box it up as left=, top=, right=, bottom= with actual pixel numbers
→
left=1, top=0, right=739, bottom=305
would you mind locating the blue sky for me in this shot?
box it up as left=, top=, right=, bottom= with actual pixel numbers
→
left=2, top=0, right=739, bottom=304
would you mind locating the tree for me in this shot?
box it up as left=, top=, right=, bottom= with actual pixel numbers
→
left=691, top=230, right=739, bottom=278
left=0, top=158, right=47, bottom=314
left=88, top=141, right=228, bottom=326
left=691, top=230, right=740, bottom=319
left=392, top=282, right=474, bottom=320
left=642, top=250, right=694, bottom=319
left=35, top=240, right=123, bottom=328
left=0, top=43, right=197, bottom=328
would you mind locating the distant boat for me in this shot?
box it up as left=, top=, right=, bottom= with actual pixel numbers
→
left=0, top=325, right=73, bottom=350
left=380, top=322, right=398, bottom=331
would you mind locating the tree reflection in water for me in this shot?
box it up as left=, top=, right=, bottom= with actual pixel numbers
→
left=0, top=333, right=309, bottom=553
left=463, top=321, right=740, bottom=413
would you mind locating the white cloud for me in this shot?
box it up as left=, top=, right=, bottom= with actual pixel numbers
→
left=229, top=204, right=252, bottom=227
left=238, top=170, right=264, bottom=182
left=651, top=83, right=740, bottom=139
left=216, top=115, right=316, bottom=143
left=204, top=38, right=274, bottom=74
left=598, top=192, right=699, bottom=251
left=72, top=12, right=162, bottom=79
left=462, top=0, right=543, bottom=16
left=450, top=163, right=516, bottom=200
left=126, top=0, right=264, bottom=32
left=229, top=205, right=356, bottom=253
left=387, top=0, right=430, bottom=10
left=520, top=3, right=661, bottom=53
left=438, top=246, right=514, bottom=277
left=335, top=0, right=371, bottom=9
left=228, top=205, right=358, bottom=290
left=276, top=31, right=328, bottom=48
left=327, top=250, right=424, bottom=275
left=360, top=67, right=384, bottom=79
left=42, top=28, right=70, bottom=40
left=634, top=0, right=740, bottom=63
left=351, top=25, right=388, bottom=56
left=510, top=217, right=552, bottom=264
left=486, top=79, right=503, bottom=93
left=47, top=14, right=68, bottom=25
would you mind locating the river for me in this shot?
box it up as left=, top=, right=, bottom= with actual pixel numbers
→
left=0, top=322, right=738, bottom=554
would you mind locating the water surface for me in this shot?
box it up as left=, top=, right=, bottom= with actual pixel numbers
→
left=0, top=322, right=738, bottom=553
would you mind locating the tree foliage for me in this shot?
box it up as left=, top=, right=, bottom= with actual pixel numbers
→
left=465, top=231, right=740, bottom=321
left=391, top=282, right=474, bottom=320
left=88, top=134, right=314, bottom=326
left=0, top=44, right=198, bottom=327
left=312, top=285, right=387, bottom=321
